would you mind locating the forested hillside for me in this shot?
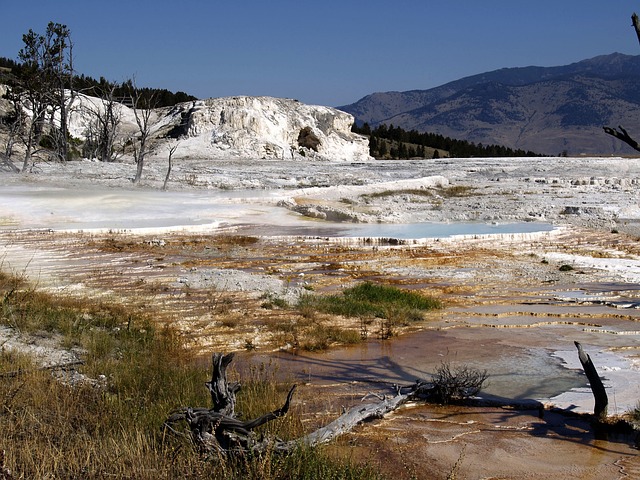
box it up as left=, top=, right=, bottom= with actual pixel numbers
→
left=352, top=123, right=542, bottom=159
left=0, top=56, right=196, bottom=108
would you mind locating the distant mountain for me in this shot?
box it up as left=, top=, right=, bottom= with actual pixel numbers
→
left=339, top=53, right=640, bottom=155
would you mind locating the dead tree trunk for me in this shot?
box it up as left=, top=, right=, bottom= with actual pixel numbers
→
left=162, top=143, right=177, bottom=191
left=603, top=125, right=640, bottom=152
left=574, top=341, right=608, bottom=420
left=206, top=352, right=240, bottom=416
left=633, top=13, right=640, bottom=46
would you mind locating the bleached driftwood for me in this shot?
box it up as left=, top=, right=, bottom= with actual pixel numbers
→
left=164, top=352, right=418, bottom=454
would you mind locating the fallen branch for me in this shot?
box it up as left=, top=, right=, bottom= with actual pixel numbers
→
left=287, top=388, right=412, bottom=448
left=164, top=354, right=492, bottom=455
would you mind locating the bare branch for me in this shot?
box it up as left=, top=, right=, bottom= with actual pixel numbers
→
left=633, top=13, right=640, bottom=46
left=603, top=125, right=640, bottom=153
left=602, top=14, right=640, bottom=153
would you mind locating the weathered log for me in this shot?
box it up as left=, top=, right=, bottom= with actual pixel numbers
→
left=186, top=385, right=296, bottom=452
left=574, top=341, right=608, bottom=420
left=287, top=389, right=413, bottom=448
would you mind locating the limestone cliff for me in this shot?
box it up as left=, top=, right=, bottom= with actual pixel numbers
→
left=29, top=92, right=370, bottom=163
left=162, top=96, right=371, bottom=161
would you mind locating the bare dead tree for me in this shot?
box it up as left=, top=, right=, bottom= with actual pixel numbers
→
left=603, top=125, right=640, bottom=153
left=603, top=13, right=640, bottom=151
left=162, top=142, right=178, bottom=190
left=0, top=88, right=23, bottom=173
left=50, top=25, right=73, bottom=163
left=128, top=80, right=156, bottom=184
left=82, top=82, right=123, bottom=162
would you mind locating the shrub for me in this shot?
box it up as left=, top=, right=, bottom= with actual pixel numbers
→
left=431, top=362, right=488, bottom=404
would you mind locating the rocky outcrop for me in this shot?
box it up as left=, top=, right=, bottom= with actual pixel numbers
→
left=54, top=93, right=371, bottom=163
left=165, top=96, right=371, bottom=161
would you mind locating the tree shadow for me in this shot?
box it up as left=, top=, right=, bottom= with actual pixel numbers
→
left=235, top=350, right=639, bottom=452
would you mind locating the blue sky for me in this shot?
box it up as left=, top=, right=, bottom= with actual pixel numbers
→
left=1, top=1, right=638, bottom=106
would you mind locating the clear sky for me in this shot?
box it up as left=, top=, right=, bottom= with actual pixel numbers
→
left=1, top=1, right=638, bottom=107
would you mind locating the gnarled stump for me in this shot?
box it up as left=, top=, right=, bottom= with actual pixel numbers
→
left=206, top=353, right=240, bottom=416
left=165, top=353, right=296, bottom=454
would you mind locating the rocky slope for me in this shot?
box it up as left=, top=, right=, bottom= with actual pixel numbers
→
left=339, top=53, right=640, bottom=156
left=66, top=94, right=371, bottom=162
left=180, top=96, right=371, bottom=161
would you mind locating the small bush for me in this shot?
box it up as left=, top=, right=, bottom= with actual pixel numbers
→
left=431, top=362, right=488, bottom=404
left=559, top=264, right=574, bottom=272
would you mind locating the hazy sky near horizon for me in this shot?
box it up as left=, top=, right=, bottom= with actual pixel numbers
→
left=1, top=1, right=638, bottom=106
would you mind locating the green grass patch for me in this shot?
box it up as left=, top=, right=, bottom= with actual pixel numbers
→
left=298, top=282, right=442, bottom=323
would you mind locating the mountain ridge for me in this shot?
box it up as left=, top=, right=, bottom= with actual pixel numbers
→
left=339, top=53, right=640, bottom=155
